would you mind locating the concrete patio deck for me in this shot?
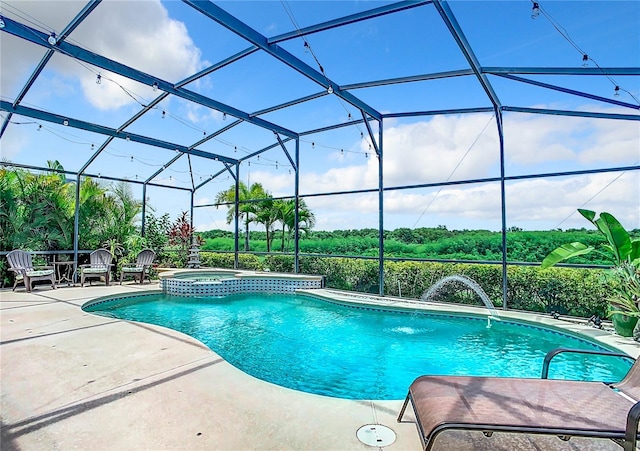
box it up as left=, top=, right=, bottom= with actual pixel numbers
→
left=0, top=283, right=629, bottom=450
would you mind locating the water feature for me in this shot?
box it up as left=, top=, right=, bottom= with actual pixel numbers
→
left=421, top=275, right=499, bottom=326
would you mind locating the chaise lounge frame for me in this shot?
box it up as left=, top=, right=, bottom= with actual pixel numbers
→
left=397, top=348, right=640, bottom=451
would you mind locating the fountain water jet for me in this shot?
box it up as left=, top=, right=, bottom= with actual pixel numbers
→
left=421, top=275, right=499, bottom=327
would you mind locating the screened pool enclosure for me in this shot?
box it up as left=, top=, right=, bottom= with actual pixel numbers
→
left=1, top=0, right=638, bottom=302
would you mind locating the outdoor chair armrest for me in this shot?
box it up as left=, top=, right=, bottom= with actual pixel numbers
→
left=624, top=400, right=640, bottom=451
left=542, top=347, right=635, bottom=379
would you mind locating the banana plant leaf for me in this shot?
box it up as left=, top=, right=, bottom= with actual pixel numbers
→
left=595, top=212, right=632, bottom=263
left=540, top=242, right=594, bottom=269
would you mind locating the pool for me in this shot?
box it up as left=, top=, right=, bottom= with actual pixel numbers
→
left=84, top=292, right=632, bottom=400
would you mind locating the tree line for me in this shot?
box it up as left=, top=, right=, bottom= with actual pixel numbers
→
left=200, top=226, right=627, bottom=265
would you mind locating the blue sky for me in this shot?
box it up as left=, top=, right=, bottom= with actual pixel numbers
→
left=1, top=0, right=638, bottom=233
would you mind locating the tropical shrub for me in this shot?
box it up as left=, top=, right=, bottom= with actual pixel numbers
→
left=144, top=213, right=171, bottom=264
left=167, top=211, right=196, bottom=267
left=199, top=252, right=261, bottom=270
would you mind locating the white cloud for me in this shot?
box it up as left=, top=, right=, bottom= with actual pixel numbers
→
left=0, top=126, right=29, bottom=160
left=381, top=116, right=500, bottom=185
left=504, top=112, right=640, bottom=166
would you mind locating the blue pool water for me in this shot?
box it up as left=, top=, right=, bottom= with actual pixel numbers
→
left=85, top=292, right=632, bottom=400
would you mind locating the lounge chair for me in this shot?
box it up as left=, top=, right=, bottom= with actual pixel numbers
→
left=80, top=248, right=113, bottom=287
left=397, top=348, right=640, bottom=451
left=6, top=249, right=56, bottom=292
left=119, top=249, right=155, bottom=284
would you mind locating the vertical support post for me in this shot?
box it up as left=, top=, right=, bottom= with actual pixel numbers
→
left=378, top=120, right=384, bottom=296
left=73, top=174, right=81, bottom=282
left=294, top=138, right=300, bottom=273
left=234, top=163, right=240, bottom=269
left=190, top=189, right=195, bottom=246
left=141, top=183, right=147, bottom=237
left=496, top=108, right=508, bottom=310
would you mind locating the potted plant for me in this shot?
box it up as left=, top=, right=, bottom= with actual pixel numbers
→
left=541, top=209, right=640, bottom=337
left=606, top=262, right=640, bottom=336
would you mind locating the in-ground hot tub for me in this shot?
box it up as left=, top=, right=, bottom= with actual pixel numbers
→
left=159, top=268, right=324, bottom=297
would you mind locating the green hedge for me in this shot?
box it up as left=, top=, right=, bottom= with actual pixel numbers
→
left=157, top=253, right=611, bottom=319
left=263, top=255, right=609, bottom=318
left=199, top=252, right=262, bottom=270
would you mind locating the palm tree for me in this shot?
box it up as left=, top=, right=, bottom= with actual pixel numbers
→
left=0, top=163, right=75, bottom=251
left=78, top=176, right=111, bottom=250
left=274, top=198, right=315, bottom=252
left=215, top=181, right=270, bottom=251
left=254, top=197, right=278, bottom=252
left=103, top=181, right=143, bottom=254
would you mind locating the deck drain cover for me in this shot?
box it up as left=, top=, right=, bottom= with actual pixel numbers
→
left=356, top=424, right=396, bottom=447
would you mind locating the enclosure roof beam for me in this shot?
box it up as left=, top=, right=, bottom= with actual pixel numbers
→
left=384, top=107, right=494, bottom=119
left=195, top=166, right=230, bottom=191
left=361, top=111, right=380, bottom=156
left=274, top=133, right=296, bottom=172
left=183, top=0, right=382, bottom=121
left=483, top=67, right=640, bottom=76
left=268, top=0, right=433, bottom=43
left=300, top=118, right=370, bottom=137
left=342, top=69, right=474, bottom=90
left=0, top=101, right=239, bottom=164
left=237, top=143, right=280, bottom=163
left=188, top=120, right=243, bottom=150
left=251, top=92, right=327, bottom=117
left=0, top=16, right=298, bottom=138
left=433, top=0, right=501, bottom=109
left=0, top=161, right=192, bottom=191
left=495, top=74, right=640, bottom=111
left=144, top=153, right=184, bottom=185
left=502, top=106, right=640, bottom=121
left=177, top=46, right=259, bottom=88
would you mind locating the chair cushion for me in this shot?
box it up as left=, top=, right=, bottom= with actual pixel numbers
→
left=122, top=267, right=144, bottom=272
left=82, top=268, right=108, bottom=274
left=25, top=270, right=54, bottom=277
